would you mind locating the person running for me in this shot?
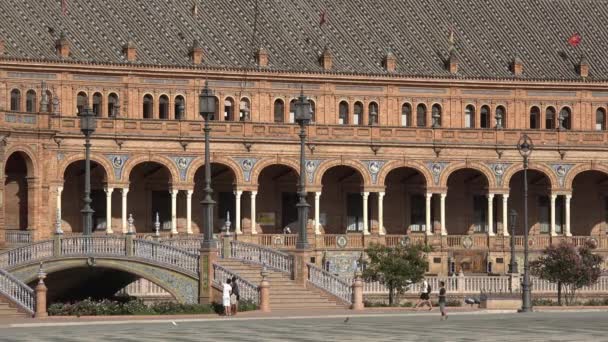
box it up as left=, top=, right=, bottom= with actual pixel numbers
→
left=414, top=279, right=433, bottom=310
left=439, top=281, right=448, bottom=320
left=222, top=278, right=232, bottom=316
left=230, top=276, right=240, bottom=316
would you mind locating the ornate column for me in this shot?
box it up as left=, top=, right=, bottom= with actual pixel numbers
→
left=186, top=190, right=193, bottom=234
left=251, top=191, right=258, bottom=234
left=314, top=191, right=321, bottom=235
left=502, top=194, right=509, bottom=236
left=362, top=192, right=370, bottom=235
left=235, top=190, right=243, bottom=235
left=440, top=193, right=447, bottom=236
left=121, top=188, right=129, bottom=234
left=378, top=192, right=386, bottom=235
left=488, top=193, right=495, bottom=236
left=105, top=187, right=113, bottom=234
left=425, top=193, right=432, bottom=235
left=170, top=189, right=178, bottom=235
left=56, top=185, right=63, bottom=227
left=550, top=194, right=557, bottom=236
left=565, top=194, right=572, bottom=236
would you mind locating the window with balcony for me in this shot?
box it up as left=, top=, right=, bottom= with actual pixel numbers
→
left=560, top=107, right=571, bottom=130
left=224, top=97, right=235, bottom=121
left=545, top=106, right=556, bottom=129
left=289, top=99, right=296, bottom=123
left=368, top=102, right=379, bottom=125
left=431, top=104, right=442, bottom=127
left=173, top=95, right=185, bottom=120
left=530, top=106, right=540, bottom=129
left=339, top=101, right=349, bottom=125
left=143, top=94, right=153, bottom=119
left=480, top=105, right=490, bottom=128
left=274, top=99, right=284, bottom=123
left=464, top=105, right=475, bottom=128
left=596, top=108, right=606, bottom=130
left=43, top=90, right=53, bottom=113
left=159, top=95, right=169, bottom=119
left=416, top=104, right=426, bottom=127
left=108, top=93, right=119, bottom=117
left=25, top=90, right=36, bottom=113
left=309, top=100, right=316, bottom=123
left=495, top=105, right=506, bottom=128
left=353, top=102, right=362, bottom=125
left=92, top=92, right=102, bottom=116
left=401, top=103, right=411, bottom=127
left=77, top=92, right=88, bottom=114
left=239, top=98, right=250, bottom=121
left=10, top=89, right=21, bottom=111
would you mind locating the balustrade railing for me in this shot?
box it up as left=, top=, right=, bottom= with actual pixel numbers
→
left=307, top=263, right=352, bottom=304
left=61, top=236, right=126, bottom=256
left=116, top=278, right=172, bottom=298
left=133, top=240, right=199, bottom=276
left=256, top=234, right=298, bottom=248
left=3, top=230, right=32, bottom=245
left=212, top=263, right=260, bottom=305
left=0, top=269, right=34, bottom=315
left=230, top=241, right=293, bottom=275
left=0, top=241, right=53, bottom=269
left=159, top=238, right=202, bottom=254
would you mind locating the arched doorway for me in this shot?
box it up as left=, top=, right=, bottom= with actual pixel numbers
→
left=320, top=166, right=364, bottom=234
left=192, top=163, right=236, bottom=234
left=256, top=165, right=299, bottom=233
left=571, top=171, right=608, bottom=235
left=62, top=160, right=108, bottom=233
left=383, top=167, right=427, bottom=234
left=446, top=169, right=489, bottom=235
left=4, top=152, right=33, bottom=230
left=508, top=170, right=552, bottom=235
left=128, top=162, right=171, bottom=233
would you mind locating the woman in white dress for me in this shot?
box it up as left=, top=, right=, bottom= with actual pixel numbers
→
left=223, top=279, right=232, bottom=316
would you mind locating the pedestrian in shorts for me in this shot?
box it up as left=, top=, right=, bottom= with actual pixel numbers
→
left=439, top=281, right=448, bottom=320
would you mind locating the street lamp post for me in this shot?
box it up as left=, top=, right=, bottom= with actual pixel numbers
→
left=508, top=209, right=518, bottom=274
left=199, top=82, right=217, bottom=249
left=294, top=89, right=312, bottom=250
left=79, top=106, right=96, bottom=236
left=517, top=134, right=533, bottom=312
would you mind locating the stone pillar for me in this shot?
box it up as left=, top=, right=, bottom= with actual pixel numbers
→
left=293, top=250, right=310, bottom=285
left=362, top=192, right=370, bottom=235
left=488, top=193, right=495, bottom=236
left=35, top=270, right=48, bottom=318
left=425, top=193, right=432, bottom=235
left=259, top=268, right=270, bottom=313
left=186, top=190, right=193, bottom=235
left=550, top=194, right=557, bottom=236
left=56, top=186, right=63, bottom=230
left=502, top=194, right=509, bottom=236
left=121, top=188, right=129, bottom=234
left=234, top=190, right=243, bottom=235
left=251, top=191, right=258, bottom=234
left=351, top=271, right=364, bottom=310
left=198, top=245, right=218, bottom=304
left=378, top=192, right=386, bottom=235
left=440, top=193, right=447, bottom=236
left=105, top=187, right=114, bottom=234
left=565, top=194, right=572, bottom=236
left=170, top=189, right=178, bottom=235
left=314, top=191, right=321, bottom=235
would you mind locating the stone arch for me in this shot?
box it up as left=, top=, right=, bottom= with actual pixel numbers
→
left=313, top=159, right=371, bottom=187
left=376, top=160, right=432, bottom=187
left=502, top=162, right=557, bottom=191
left=57, top=152, right=114, bottom=183
left=564, top=162, right=608, bottom=190
left=186, top=156, right=243, bottom=186
left=122, top=155, right=180, bottom=185
left=439, top=162, right=496, bottom=189
left=250, top=157, right=300, bottom=185
left=3, top=146, right=37, bottom=178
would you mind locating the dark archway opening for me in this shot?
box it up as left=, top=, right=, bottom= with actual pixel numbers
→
left=4, top=153, right=30, bottom=230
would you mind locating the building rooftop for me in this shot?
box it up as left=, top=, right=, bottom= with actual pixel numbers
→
left=0, top=0, right=606, bottom=81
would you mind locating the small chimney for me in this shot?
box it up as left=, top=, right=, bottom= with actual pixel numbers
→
left=122, top=40, right=137, bottom=62
left=55, top=32, right=70, bottom=58
left=255, top=46, right=269, bottom=68
left=189, top=39, right=204, bottom=65
left=579, top=56, right=589, bottom=78
left=447, top=50, right=459, bottom=74
left=319, top=46, right=333, bottom=71
left=383, top=51, right=396, bottom=72
left=512, top=56, right=523, bottom=76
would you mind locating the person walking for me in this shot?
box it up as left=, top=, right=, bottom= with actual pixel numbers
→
left=223, top=278, right=232, bottom=316
left=230, top=276, right=240, bottom=316
left=414, top=279, right=433, bottom=310
left=438, top=281, right=448, bottom=320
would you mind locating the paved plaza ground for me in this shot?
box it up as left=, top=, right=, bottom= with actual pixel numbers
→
left=1, top=310, right=608, bottom=341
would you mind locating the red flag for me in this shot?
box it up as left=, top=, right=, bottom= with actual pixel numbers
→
left=319, top=10, right=327, bottom=27
left=568, top=33, right=582, bottom=47
left=61, top=0, right=67, bottom=16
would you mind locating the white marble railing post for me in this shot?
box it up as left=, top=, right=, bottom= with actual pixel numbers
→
left=235, top=190, right=243, bottom=235
left=186, top=190, right=193, bottom=234
left=425, top=193, right=432, bottom=235
left=362, top=192, right=370, bottom=235
left=121, top=188, right=129, bottom=234
left=378, top=192, right=386, bottom=235
left=251, top=191, right=258, bottom=234
left=170, top=189, right=178, bottom=235
left=105, top=187, right=114, bottom=234
left=565, top=194, right=572, bottom=236
left=488, top=193, right=495, bottom=236
left=440, top=193, right=447, bottom=236
left=550, top=194, right=557, bottom=236
left=56, top=186, right=63, bottom=230
left=314, top=191, right=321, bottom=235
left=502, top=194, right=509, bottom=236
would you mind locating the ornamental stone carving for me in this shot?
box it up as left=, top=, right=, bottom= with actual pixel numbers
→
left=363, top=160, right=386, bottom=184
left=487, top=162, right=511, bottom=187
left=550, top=163, right=574, bottom=187
left=233, top=157, right=258, bottom=182
left=106, top=154, right=129, bottom=180
left=425, top=161, right=450, bottom=185
left=170, top=156, right=194, bottom=181
left=305, top=159, right=322, bottom=183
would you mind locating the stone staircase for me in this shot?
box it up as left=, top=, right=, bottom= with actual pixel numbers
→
left=217, top=259, right=348, bottom=310
left=0, top=296, right=30, bottom=318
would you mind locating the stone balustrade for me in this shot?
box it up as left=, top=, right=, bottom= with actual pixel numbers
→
left=230, top=240, right=294, bottom=276
left=212, top=263, right=260, bottom=305
left=2, top=230, right=32, bottom=245
left=0, top=268, right=34, bottom=315
left=307, top=262, right=353, bottom=305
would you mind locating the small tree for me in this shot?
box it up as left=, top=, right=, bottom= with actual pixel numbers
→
left=363, top=243, right=430, bottom=306
left=531, top=240, right=603, bottom=305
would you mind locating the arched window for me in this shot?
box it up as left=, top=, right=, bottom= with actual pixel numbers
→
left=108, top=93, right=119, bottom=117
left=143, top=94, right=153, bottom=119
left=530, top=106, right=540, bottom=129
left=464, top=105, right=475, bottom=128
left=92, top=92, right=102, bottom=116
left=560, top=107, right=571, bottom=130
left=223, top=97, right=234, bottom=121
left=353, top=102, right=362, bottom=125
left=10, top=89, right=21, bottom=111
left=273, top=99, right=284, bottom=123
left=159, top=95, right=169, bottom=119
left=368, top=102, right=379, bottom=125
left=480, top=105, right=490, bottom=128
left=309, top=100, right=316, bottom=123
left=431, top=104, right=442, bottom=127
left=416, top=104, right=426, bottom=127
left=42, top=90, right=52, bottom=112
left=174, top=95, right=185, bottom=120
left=545, top=106, right=556, bottom=129
left=596, top=108, right=606, bottom=131
left=339, top=101, right=349, bottom=125
left=211, top=97, right=219, bottom=120
left=26, top=90, right=37, bottom=113
left=495, top=105, right=506, bottom=128
left=239, top=98, right=250, bottom=121
left=289, top=99, right=297, bottom=123
left=77, top=92, right=88, bottom=114
left=401, top=103, right=411, bottom=127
